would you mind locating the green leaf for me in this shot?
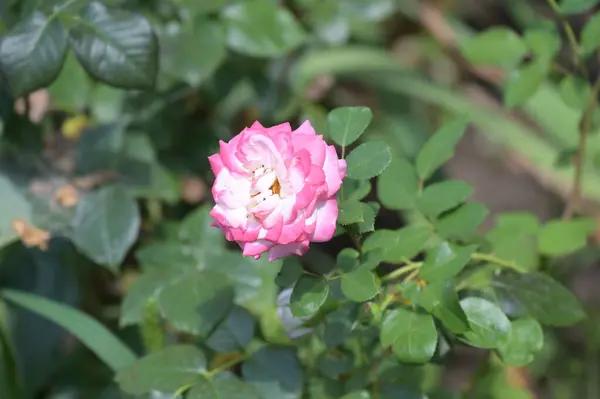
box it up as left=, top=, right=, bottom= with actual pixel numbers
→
left=435, top=202, right=488, bottom=240
left=416, top=117, right=469, bottom=180
left=1, top=289, right=136, bottom=372
left=327, top=106, right=373, bottom=147
left=460, top=27, right=526, bottom=67
left=497, top=318, right=544, bottom=366
left=338, top=200, right=364, bottom=225
left=357, top=202, right=377, bottom=234
left=160, top=19, right=226, bottom=87
left=420, top=242, right=477, bottom=282
left=0, top=11, right=68, bottom=97
left=48, top=51, right=92, bottom=112
left=290, top=275, right=329, bottom=317
left=380, top=308, right=437, bottom=363
left=342, top=179, right=371, bottom=201
left=206, top=306, right=255, bottom=353
left=504, top=61, right=548, bottom=108
left=242, top=346, right=304, bottom=399
left=276, top=257, right=304, bottom=288
left=341, top=391, right=371, bottom=399
left=0, top=175, right=31, bottom=239
left=559, top=0, right=599, bottom=14
left=189, top=374, right=262, bottom=399
left=377, top=157, right=419, bottom=210
left=486, top=212, right=540, bottom=271
left=346, top=141, right=392, bottom=179
left=460, top=297, right=511, bottom=349
left=221, top=0, right=306, bottom=58
left=116, top=345, right=205, bottom=395
left=72, top=185, right=141, bottom=269
left=158, top=270, right=234, bottom=336
left=363, top=226, right=432, bottom=263
left=417, top=180, right=473, bottom=218
left=558, top=75, right=591, bottom=110
left=581, top=11, right=600, bottom=54
left=70, top=2, right=158, bottom=90
left=523, top=28, right=560, bottom=60
left=538, top=218, right=595, bottom=256
left=492, top=271, right=586, bottom=326
left=341, top=268, right=380, bottom=302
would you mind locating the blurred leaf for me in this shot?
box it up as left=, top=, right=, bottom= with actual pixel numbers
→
left=116, top=345, right=205, bottom=395
left=276, top=258, right=304, bottom=288
left=290, top=275, right=329, bottom=317
left=0, top=11, right=68, bottom=97
left=70, top=2, right=158, bottom=89
left=174, top=0, right=228, bottom=16
left=327, top=106, right=373, bottom=147
left=459, top=297, right=511, bottom=349
left=538, top=218, right=595, bottom=256
left=435, top=203, right=489, bottom=240
left=363, top=226, right=432, bottom=263
left=206, top=306, right=255, bottom=353
left=415, top=117, right=468, bottom=181
left=75, top=123, right=124, bottom=174
left=504, top=61, right=548, bottom=108
left=0, top=175, right=31, bottom=238
left=1, top=289, right=136, bottom=372
left=346, top=141, right=392, bottom=179
left=72, top=185, right=141, bottom=269
left=558, top=75, right=591, bottom=110
left=317, top=350, right=354, bottom=378
left=581, top=11, right=600, bottom=54
left=161, top=19, right=226, bottom=87
left=242, top=346, right=304, bottom=399
left=523, top=28, right=560, bottom=59
left=221, top=0, right=306, bottom=57
left=341, top=391, right=371, bottom=399
left=486, top=212, right=540, bottom=271
left=90, top=84, right=125, bottom=122
left=420, top=243, right=477, bottom=282
left=189, top=373, right=262, bottom=399
left=48, top=51, right=91, bottom=112
left=0, top=302, right=21, bottom=399
left=380, top=308, right=437, bottom=363
left=492, top=271, right=586, bottom=326
left=497, top=318, right=543, bottom=366
left=460, top=28, right=526, bottom=67
left=341, top=268, right=380, bottom=302
left=558, top=0, right=599, bottom=14
left=417, top=180, right=473, bottom=218
left=339, top=200, right=364, bottom=225
left=377, top=157, right=419, bottom=210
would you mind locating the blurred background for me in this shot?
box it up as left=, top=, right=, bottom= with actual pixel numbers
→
left=2, top=0, right=600, bottom=398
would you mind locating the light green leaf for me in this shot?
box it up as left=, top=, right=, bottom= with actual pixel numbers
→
left=345, top=141, right=392, bottom=179
left=380, top=308, right=437, bottom=363
left=504, top=61, right=548, bottom=108
left=460, top=297, right=511, bottom=349
left=558, top=75, right=591, bottom=110
left=435, top=202, right=488, bottom=239
left=1, top=289, right=136, bottom=372
left=72, top=185, right=140, bottom=269
left=70, top=2, right=158, bottom=90
left=173, top=0, right=229, bottom=17
left=48, top=51, right=92, bottom=112
left=582, top=11, right=600, bottom=54
left=0, top=11, right=68, bottom=97
left=538, top=218, right=595, bottom=256
left=290, top=275, right=329, bottom=317
left=341, top=391, right=371, bottom=399
left=420, top=242, right=477, bottom=282
left=486, top=212, right=540, bottom=271
left=417, top=180, right=473, bottom=218
left=338, top=200, right=364, bottom=225
left=523, top=28, right=560, bottom=60
left=377, top=157, right=419, bottom=210
left=416, top=117, right=469, bottom=180
left=363, top=226, right=432, bottom=263
left=492, top=271, right=586, bottom=326
left=357, top=202, right=378, bottom=234
left=327, top=106, right=373, bottom=147
left=460, top=27, right=526, bottom=67
left=341, top=268, right=380, bottom=302
left=559, top=0, right=598, bottom=14
left=188, top=374, right=262, bottom=399
left=221, top=0, right=306, bottom=58
left=242, top=346, right=304, bottom=399
left=497, top=318, right=544, bottom=366
left=116, top=345, right=205, bottom=395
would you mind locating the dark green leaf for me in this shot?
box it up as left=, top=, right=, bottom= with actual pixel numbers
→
left=276, top=257, right=304, bottom=288
left=380, top=308, right=437, bottom=363
left=460, top=28, right=526, bottom=67
left=538, top=218, right=595, bottom=256
left=523, top=28, right=560, bottom=59
left=417, top=180, right=473, bottom=218
left=70, top=2, right=158, bottom=89
left=559, top=0, right=598, bottom=14
left=492, top=271, right=586, bottom=326
left=435, top=202, right=488, bottom=239
left=420, top=242, right=477, bottom=281
left=116, top=345, right=205, bottom=395
left=346, top=141, right=392, bottom=179
left=206, top=306, right=255, bottom=353
left=336, top=248, right=360, bottom=273
left=221, top=0, right=306, bottom=57
left=317, top=351, right=354, bottom=378
left=357, top=202, right=377, bottom=234
left=188, top=374, right=262, bottom=399
left=2, top=289, right=136, bottom=373
left=338, top=200, right=364, bottom=225
left=416, top=117, right=469, bottom=180
left=377, top=157, right=419, bottom=210
left=497, top=318, right=544, bottom=366
left=504, top=61, right=548, bottom=108
left=242, top=346, right=303, bottom=399
left=72, top=185, right=140, bottom=269
left=341, top=268, right=380, bottom=302
left=0, top=12, right=68, bottom=97
left=290, top=275, right=329, bottom=317
left=581, top=11, right=600, bottom=54
left=559, top=75, right=591, bottom=110
left=459, top=297, right=511, bottom=349
left=327, top=106, right=373, bottom=147
left=342, top=179, right=371, bottom=201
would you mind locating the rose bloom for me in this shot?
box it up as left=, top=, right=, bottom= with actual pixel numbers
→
left=209, top=121, right=346, bottom=261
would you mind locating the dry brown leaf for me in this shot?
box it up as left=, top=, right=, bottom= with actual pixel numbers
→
left=54, top=184, right=80, bottom=208
left=11, top=219, right=50, bottom=250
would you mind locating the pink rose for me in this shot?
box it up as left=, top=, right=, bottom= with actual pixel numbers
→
left=208, top=121, right=347, bottom=261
